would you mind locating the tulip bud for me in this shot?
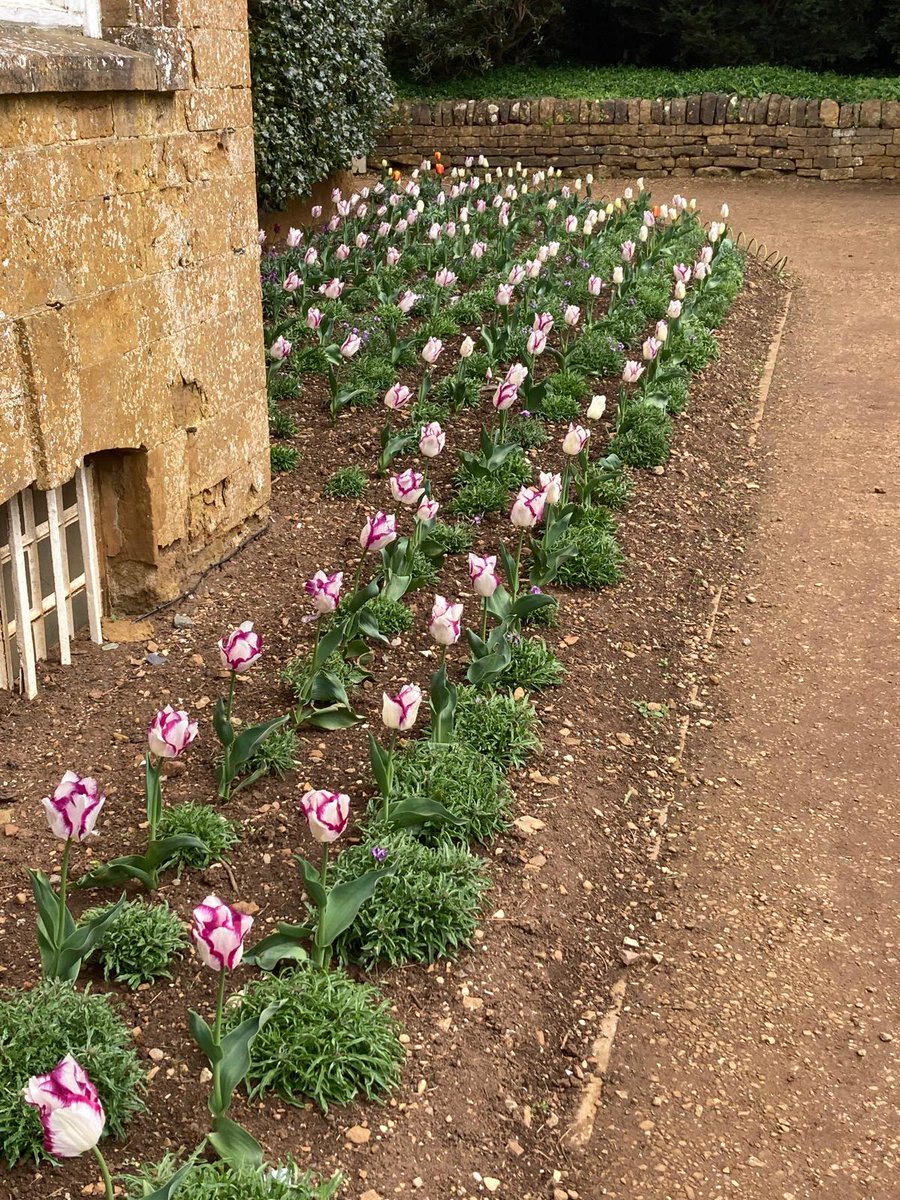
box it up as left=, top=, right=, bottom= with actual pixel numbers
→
left=23, top=1057, right=105, bottom=1158
left=638, top=225, right=648, bottom=243
left=416, top=496, right=439, bottom=522
left=304, top=570, right=343, bottom=615
left=386, top=246, right=401, bottom=267
left=588, top=274, right=603, bottom=296
left=674, top=281, right=687, bottom=300
left=539, top=472, right=562, bottom=505
left=360, top=511, right=397, bottom=552
left=612, top=266, right=624, bottom=285
left=306, top=307, right=323, bottom=330
left=622, top=360, right=645, bottom=384
left=564, top=304, right=580, bottom=328
left=192, top=894, right=253, bottom=971
left=421, top=337, right=443, bottom=364
left=148, top=705, right=198, bottom=759
left=667, top=299, right=682, bottom=319
left=721, top=202, right=729, bottom=219
left=419, top=421, right=446, bottom=458
left=510, top=486, right=545, bottom=529
left=562, top=423, right=590, bottom=456
left=642, top=336, right=662, bottom=361
left=459, top=336, right=475, bottom=359
left=467, top=553, right=500, bottom=598
left=41, top=771, right=105, bottom=842
left=587, top=393, right=607, bottom=420
left=382, top=684, right=423, bottom=732
left=390, top=468, right=425, bottom=507
left=219, top=620, right=263, bottom=672
left=655, top=319, right=669, bottom=343
left=527, top=329, right=547, bottom=356
left=428, top=595, right=463, bottom=646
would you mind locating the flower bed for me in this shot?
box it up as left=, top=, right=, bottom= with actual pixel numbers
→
left=0, top=160, right=785, bottom=1197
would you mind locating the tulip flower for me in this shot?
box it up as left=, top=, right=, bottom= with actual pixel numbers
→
left=303, top=247, right=318, bottom=266
left=282, top=271, right=301, bottom=293
left=300, top=789, right=350, bottom=844
left=492, top=380, right=519, bottom=411
left=693, top=261, right=709, bottom=281
left=622, top=360, right=645, bottom=384
left=470, top=240, right=487, bottom=259
left=510, top=485, right=545, bottom=529
left=355, top=232, right=368, bottom=250
left=42, top=771, right=105, bottom=843
left=148, top=705, right=198, bottom=759
left=505, top=362, right=529, bottom=389
left=562, top=424, right=590, bottom=456
left=638, top=225, right=649, bottom=243
left=360, top=511, right=398, bottom=553
left=655, top=319, right=669, bottom=343
left=673, top=263, right=692, bottom=284
left=459, top=336, right=475, bottom=359
left=305, top=570, right=343, bottom=615
left=382, top=684, right=423, bottom=732
left=384, top=382, right=413, bottom=411
left=335, top=244, right=350, bottom=261
left=565, top=215, right=577, bottom=233
left=306, top=307, right=323, bottom=330
left=386, top=246, right=401, bottom=266
left=416, top=496, right=439, bottom=522
left=539, top=472, right=563, bottom=505
left=532, top=311, right=554, bottom=335
left=397, top=289, right=418, bottom=313
left=286, top=227, right=303, bottom=247
left=421, top=337, right=443, bottom=364
left=390, top=468, right=425, bottom=507
left=340, top=332, right=362, bottom=358
left=667, top=299, right=682, bottom=320
left=468, top=552, right=500, bottom=598
left=496, top=284, right=514, bottom=307
left=588, top=275, right=604, bottom=297
left=435, top=267, right=457, bottom=289
left=587, top=394, right=607, bottom=420
left=269, top=335, right=292, bottom=360
left=419, top=421, right=446, bottom=458
left=707, top=222, right=722, bottom=243
left=642, top=336, right=662, bottom=362
left=643, top=209, right=656, bottom=227
left=612, top=266, right=624, bottom=286
left=219, top=621, right=263, bottom=673
left=699, top=244, right=714, bottom=264
left=429, top=595, right=463, bottom=647
left=508, top=265, right=526, bottom=286
left=527, top=329, right=547, bottom=356
left=320, top=278, right=344, bottom=300
left=24, top=1057, right=107, bottom=1169
left=564, top=305, right=581, bottom=328
left=674, top=281, right=687, bottom=300
left=192, top=894, right=253, bottom=972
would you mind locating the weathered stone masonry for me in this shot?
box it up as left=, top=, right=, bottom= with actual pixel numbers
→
left=1, top=0, right=269, bottom=611
left=377, top=94, right=900, bottom=181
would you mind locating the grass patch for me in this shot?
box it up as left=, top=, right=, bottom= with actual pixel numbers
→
left=332, top=830, right=490, bottom=967
left=323, top=465, right=368, bottom=499
left=123, top=1156, right=341, bottom=1200
left=268, top=398, right=299, bottom=439
left=557, top=507, right=626, bottom=589
left=387, top=739, right=512, bottom=844
left=0, top=980, right=144, bottom=1166
left=85, top=899, right=186, bottom=988
left=429, top=520, right=474, bottom=554
left=367, top=593, right=414, bottom=637
left=493, top=634, right=566, bottom=692
left=281, top=649, right=367, bottom=698
left=609, top=402, right=673, bottom=469
left=224, top=965, right=404, bottom=1112
left=270, top=444, right=300, bottom=473
left=452, top=684, right=541, bottom=768
left=508, top=416, right=548, bottom=449
left=246, top=724, right=298, bottom=777
left=447, top=475, right=510, bottom=516
left=156, top=802, right=241, bottom=871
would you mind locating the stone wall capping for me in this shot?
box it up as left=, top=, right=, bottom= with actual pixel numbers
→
left=0, top=22, right=175, bottom=94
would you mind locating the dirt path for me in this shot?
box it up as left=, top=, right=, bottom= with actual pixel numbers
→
left=584, top=181, right=900, bottom=1200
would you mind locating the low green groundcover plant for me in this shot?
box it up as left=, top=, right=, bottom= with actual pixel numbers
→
left=452, top=684, right=542, bottom=768
left=366, top=593, right=413, bottom=637
left=270, top=444, right=300, bottom=473
left=156, top=801, right=241, bottom=871
left=429, top=520, right=474, bottom=554
left=332, top=830, right=490, bottom=966
left=387, top=739, right=512, bottom=844
left=123, top=1154, right=341, bottom=1200
left=447, top=476, right=510, bottom=516
left=85, top=899, right=186, bottom=988
left=0, top=980, right=144, bottom=1166
left=224, top=965, right=404, bottom=1112
left=323, top=465, right=368, bottom=499
left=556, top=507, right=626, bottom=589
left=268, top=398, right=298, bottom=439
left=246, top=723, right=299, bottom=777
left=610, top=403, right=673, bottom=469
left=493, top=634, right=566, bottom=692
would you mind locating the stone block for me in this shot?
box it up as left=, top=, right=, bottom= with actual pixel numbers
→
left=859, top=100, right=882, bottom=127
left=700, top=92, right=718, bottom=123
left=882, top=101, right=900, bottom=128
left=820, top=166, right=854, bottom=179
left=685, top=94, right=701, bottom=123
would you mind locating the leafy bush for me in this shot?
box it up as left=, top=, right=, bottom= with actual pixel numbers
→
left=539, top=390, right=582, bottom=423
left=156, top=802, right=241, bottom=871
left=268, top=397, right=299, bottom=439
left=246, top=724, right=298, bottom=777
left=429, top=520, right=475, bottom=554
left=124, top=1156, right=341, bottom=1200
left=85, top=900, right=186, bottom=988
left=610, top=402, right=673, bottom=468
left=388, top=740, right=512, bottom=843
left=452, top=684, right=542, bottom=767
left=249, top=0, right=394, bottom=208
left=270, top=444, right=300, bottom=472
left=367, top=593, right=413, bottom=636
left=224, top=966, right=404, bottom=1111
left=332, top=831, right=490, bottom=966
left=672, top=322, right=720, bottom=370
left=324, top=465, right=368, bottom=499
left=448, top=476, right=510, bottom=516
left=0, top=981, right=144, bottom=1166
left=509, top=416, right=548, bottom=449
left=579, top=461, right=633, bottom=508
left=523, top=593, right=560, bottom=626
left=570, top=326, right=625, bottom=379
left=556, top=507, right=626, bottom=589
left=281, top=649, right=366, bottom=697
left=493, top=634, right=565, bottom=691
left=455, top=449, right=531, bottom=490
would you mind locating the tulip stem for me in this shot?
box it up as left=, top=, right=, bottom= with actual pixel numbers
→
left=512, top=528, right=526, bottom=600
left=92, top=1145, right=115, bottom=1200
left=481, top=597, right=489, bottom=641
left=381, top=731, right=398, bottom=822
left=52, top=838, right=73, bottom=975
left=350, top=552, right=366, bottom=599
left=211, top=967, right=228, bottom=1115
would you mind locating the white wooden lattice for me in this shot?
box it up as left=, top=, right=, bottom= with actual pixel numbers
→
left=0, top=464, right=103, bottom=698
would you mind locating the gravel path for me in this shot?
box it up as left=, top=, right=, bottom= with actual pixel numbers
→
left=586, top=180, right=900, bottom=1200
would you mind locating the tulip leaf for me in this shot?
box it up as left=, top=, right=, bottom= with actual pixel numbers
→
left=208, top=1114, right=264, bottom=1167
left=212, top=698, right=235, bottom=748
left=75, top=855, right=158, bottom=892
left=499, top=541, right=519, bottom=591
left=229, top=765, right=267, bottom=796
left=188, top=1009, right=222, bottom=1066
left=28, top=869, right=75, bottom=944
left=243, top=925, right=313, bottom=972
left=305, top=705, right=360, bottom=730
left=140, top=1161, right=195, bottom=1200
left=311, top=624, right=345, bottom=669
left=215, top=1001, right=284, bottom=1114
left=230, top=715, right=290, bottom=768
left=296, top=856, right=328, bottom=911
left=367, top=732, right=392, bottom=797
left=342, top=579, right=379, bottom=614
left=311, top=669, right=351, bottom=707
left=510, top=592, right=556, bottom=621
left=316, top=866, right=395, bottom=947
left=386, top=796, right=464, bottom=832
left=144, top=835, right=209, bottom=871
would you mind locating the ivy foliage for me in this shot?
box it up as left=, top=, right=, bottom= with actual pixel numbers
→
left=249, top=0, right=394, bottom=208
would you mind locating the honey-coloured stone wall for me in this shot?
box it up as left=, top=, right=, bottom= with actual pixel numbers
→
left=376, top=94, right=900, bottom=181
left=0, top=0, right=269, bottom=610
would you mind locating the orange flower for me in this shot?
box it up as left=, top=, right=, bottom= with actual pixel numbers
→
left=435, top=162, right=445, bottom=175
left=652, top=204, right=661, bottom=218
left=434, top=151, right=442, bottom=162
left=392, top=169, right=401, bottom=181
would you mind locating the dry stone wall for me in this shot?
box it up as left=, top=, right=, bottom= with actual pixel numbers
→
left=0, top=0, right=269, bottom=610
left=376, top=95, right=900, bottom=181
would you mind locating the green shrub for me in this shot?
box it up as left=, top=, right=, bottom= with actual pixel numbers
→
left=606, top=302, right=649, bottom=347
left=456, top=449, right=531, bottom=491
left=0, top=981, right=144, bottom=1166
left=630, top=274, right=671, bottom=320
left=539, top=390, right=582, bottom=423
left=388, top=740, right=512, bottom=843
left=672, top=322, right=720, bottom=370
left=432, top=373, right=481, bottom=410
left=281, top=649, right=366, bottom=698
left=85, top=900, right=186, bottom=988
left=156, top=802, right=241, bottom=871
left=408, top=396, right=451, bottom=427
left=610, top=401, right=673, bottom=468
left=249, top=0, right=393, bottom=208
left=268, top=398, right=299, bottom=439
left=429, top=520, right=474, bottom=554
left=493, top=634, right=565, bottom=691
left=452, top=684, right=541, bottom=767
left=324, top=465, right=367, bottom=499
left=124, top=1156, right=341, bottom=1200
left=556, top=508, right=626, bottom=589
left=509, top=416, right=548, bottom=449
left=447, top=476, right=510, bottom=516
left=224, top=966, right=404, bottom=1111
left=332, top=831, right=489, bottom=966
left=523, top=593, right=560, bottom=626
left=579, top=461, right=633, bottom=509
left=367, top=593, right=413, bottom=636
left=246, top=724, right=298, bottom=777
left=570, top=325, right=625, bottom=379
left=270, top=444, right=300, bottom=473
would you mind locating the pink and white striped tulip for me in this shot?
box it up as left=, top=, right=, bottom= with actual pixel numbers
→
left=622, top=360, right=645, bottom=384
left=386, top=246, right=401, bottom=266
left=355, top=232, right=369, bottom=250
left=642, top=336, right=662, bottom=362
left=470, top=241, right=487, bottom=259
left=335, top=244, right=351, bottom=261
left=360, top=511, right=398, bottom=552
left=192, top=894, right=253, bottom=971
left=340, top=333, right=362, bottom=358
left=508, top=265, right=526, bottom=286
left=23, top=1057, right=105, bottom=1158
left=421, top=337, right=443, bottom=365
left=41, top=771, right=105, bottom=842
left=673, top=263, right=692, bottom=284
left=693, top=261, right=709, bottom=281
left=539, top=472, right=563, bottom=505
left=666, top=299, right=682, bottom=319
left=397, top=290, right=418, bottom=314
left=496, top=284, right=514, bottom=307
left=532, top=311, right=554, bottom=335
left=620, top=241, right=636, bottom=263
left=510, top=486, right=545, bottom=529
left=564, top=304, right=581, bottom=328
left=527, top=329, right=548, bottom=356
left=305, top=570, right=343, bottom=615
left=419, top=422, right=446, bottom=458
left=505, top=362, right=529, bottom=389
left=384, top=382, right=412, bottom=411
left=416, top=496, right=439, bottom=522
left=306, top=307, right=323, bottom=330
left=467, top=553, right=500, bottom=598
left=382, top=684, right=423, bottom=731
left=565, top=215, right=578, bottom=234
left=699, top=244, right=714, bottom=264
left=282, top=271, right=301, bottom=293
left=303, top=247, right=318, bottom=266
left=562, top=423, right=590, bottom=456
left=219, top=621, right=263, bottom=673
left=311, top=205, right=323, bottom=218
left=390, top=468, right=425, bottom=507
left=588, top=275, right=604, bottom=296
left=428, top=596, right=463, bottom=646
left=300, top=790, right=350, bottom=843
left=378, top=221, right=391, bottom=237
left=435, top=268, right=457, bottom=289
left=320, top=278, right=344, bottom=300
left=269, top=335, right=292, bottom=360
left=492, top=380, right=519, bottom=411
left=286, top=227, right=303, bottom=247
left=148, top=706, right=198, bottom=759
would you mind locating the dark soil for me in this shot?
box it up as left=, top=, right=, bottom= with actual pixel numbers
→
left=0, top=259, right=786, bottom=1200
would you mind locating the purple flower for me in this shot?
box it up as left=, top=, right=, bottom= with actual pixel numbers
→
left=371, top=846, right=388, bottom=863
left=41, top=771, right=105, bottom=842
left=23, top=1056, right=105, bottom=1158
left=192, top=894, right=253, bottom=972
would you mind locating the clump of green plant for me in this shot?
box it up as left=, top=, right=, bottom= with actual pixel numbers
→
left=610, top=402, right=673, bottom=468
left=672, top=323, right=720, bottom=370
left=246, top=723, right=298, bottom=777
left=452, top=684, right=542, bottom=768
left=579, top=461, right=633, bottom=509
left=388, top=740, right=512, bottom=844
left=332, top=831, right=490, bottom=967
left=367, top=593, right=413, bottom=637
left=570, top=325, right=626, bottom=378
left=0, top=980, right=144, bottom=1166
left=223, top=965, right=404, bottom=1111
left=281, top=649, right=367, bottom=698
left=630, top=273, right=671, bottom=319
left=539, top=390, right=582, bottom=423
left=429, top=520, right=474, bottom=554
left=455, top=449, right=531, bottom=491
left=268, top=397, right=299, bottom=439
left=408, top=396, right=451, bottom=427
left=156, top=802, right=240, bottom=871
left=123, top=1156, right=342, bottom=1200
left=83, top=899, right=186, bottom=988
left=448, top=476, right=509, bottom=516
left=493, top=634, right=565, bottom=692
left=509, top=415, right=548, bottom=449
left=270, top=444, right=300, bottom=472
left=523, top=594, right=560, bottom=627
left=605, top=302, right=648, bottom=347
left=556, top=509, right=626, bottom=589
left=323, top=465, right=367, bottom=499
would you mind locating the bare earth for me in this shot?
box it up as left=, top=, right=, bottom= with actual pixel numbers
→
left=584, top=180, right=900, bottom=1200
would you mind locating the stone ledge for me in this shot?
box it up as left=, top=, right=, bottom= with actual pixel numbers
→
left=0, top=22, right=186, bottom=94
